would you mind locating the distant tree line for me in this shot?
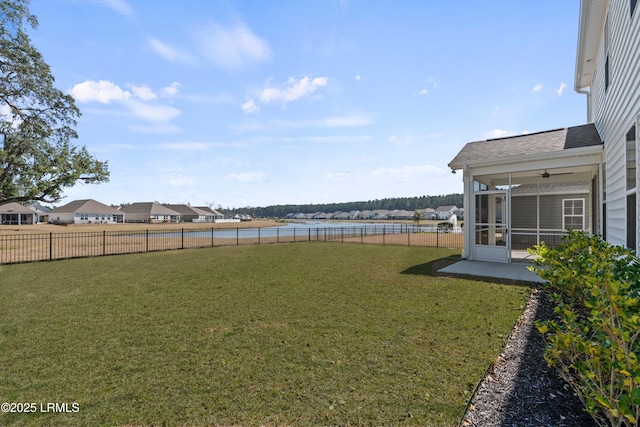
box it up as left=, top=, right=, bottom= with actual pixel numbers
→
left=222, top=194, right=463, bottom=218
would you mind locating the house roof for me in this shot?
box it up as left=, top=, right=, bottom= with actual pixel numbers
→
left=165, top=204, right=210, bottom=216
left=0, top=202, right=37, bottom=215
left=120, top=202, right=180, bottom=216
left=51, top=199, right=121, bottom=214
left=26, top=202, right=52, bottom=213
left=575, top=0, right=607, bottom=91
left=448, top=124, right=603, bottom=170
left=436, top=205, right=457, bottom=212
left=194, top=206, right=224, bottom=216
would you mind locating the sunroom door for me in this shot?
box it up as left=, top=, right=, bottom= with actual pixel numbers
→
left=474, top=191, right=509, bottom=262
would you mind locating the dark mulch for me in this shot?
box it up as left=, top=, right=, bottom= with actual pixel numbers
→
left=431, top=258, right=597, bottom=427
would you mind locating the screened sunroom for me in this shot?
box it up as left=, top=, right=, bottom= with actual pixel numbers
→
left=449, top=124, right=603, bottom=263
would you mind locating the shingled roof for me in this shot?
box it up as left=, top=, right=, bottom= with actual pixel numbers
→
left=449, top=123, right=603, bottom=170
left=51, top=199, right=121, bottom=214
left=120, top=202, right=180, bottom=216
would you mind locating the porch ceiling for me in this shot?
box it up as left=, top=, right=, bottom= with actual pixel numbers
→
left=475, top=165, right=595, bottom=187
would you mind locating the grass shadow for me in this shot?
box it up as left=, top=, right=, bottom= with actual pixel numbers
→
left=400, top=255, right=461, bottom=277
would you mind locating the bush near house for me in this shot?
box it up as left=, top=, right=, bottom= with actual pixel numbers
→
left=530, top=231, right=640, bottom=427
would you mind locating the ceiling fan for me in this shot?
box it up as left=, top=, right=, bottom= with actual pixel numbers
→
left=537, top=169, right=573, bottom=178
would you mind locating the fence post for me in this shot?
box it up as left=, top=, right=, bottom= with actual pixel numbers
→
left=237, top=227, right=239, bottom=246
left=341, top=227, right=344, bottom=243
left=383, top=226, right=386, bottom=246
left=309, top=228, right=311, bottom=242
left=103, top=230, right=106, bottom=256
left=293, top=227, right=296, bottom=243
left=211, top=227, right=214, bottom=247
left=258, top=227, right=261, bottom=244
left=361, top=228, right=363, bottom=244
left=49, top=232, right=53, bottom=260
left=181, top=228, right=184, bottom=249
left=146, top=229, right=149, bottom=252
left=437, top=227, right=439, bottom=247
left=277, top=227, right=279, bottom=244
left=408, top=227, right=410, bottom=247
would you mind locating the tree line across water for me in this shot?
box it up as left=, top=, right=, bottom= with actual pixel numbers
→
left=222, top=194, right=464, bottom=218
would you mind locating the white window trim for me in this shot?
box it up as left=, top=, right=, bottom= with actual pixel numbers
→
left=562, top=198, right=586, bottom=230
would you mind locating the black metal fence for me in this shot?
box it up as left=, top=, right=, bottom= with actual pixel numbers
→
left=0, top=224, right=463, bottom=265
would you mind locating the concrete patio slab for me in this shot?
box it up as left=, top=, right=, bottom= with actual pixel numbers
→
left=438, top=260, right=546, bottom=283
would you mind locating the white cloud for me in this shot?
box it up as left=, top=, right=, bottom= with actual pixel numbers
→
left=69, top=80, right=182, bottom=124
left=131, top=85, right=157, bottom=101
left=425, top=77, right=440, bottom=89
left=159, top=142, right=211, bottom=151
left=226, top=172, right=266, bottom=182
left=127, top=99, right=181, bottom=122
left=355, top=74, right=361, bottom=80
left=196, top=21, right=271, bottom=70
left=70, top=80, right=131, bottom=104
left=241, top=98, right=260, bottom=114
left=130, top=124, right=183, bottom=134
left=323, top=114, right=372, bottom=127
left=371, top=165, right=445, bottom=180
left=556, top=82, right=567, bottom=96
left=533, top=84, right=543, bottom=92
left=419, top=89, right=428, bottom=95
left=485, top=129, right=515, bottom=139
left=259, top=76, right=328, bottom=105
left=96, top=0, right=134, bottom=18
left=162, top=82, right=181, bottom=97
left=324, top=172, right=350, bottom=181
left=148, top=38, right=195, bottom=64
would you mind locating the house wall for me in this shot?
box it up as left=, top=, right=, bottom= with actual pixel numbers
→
left=51, top=213, right=119, bottom=224
left=589, top=0, right=640, bottom=247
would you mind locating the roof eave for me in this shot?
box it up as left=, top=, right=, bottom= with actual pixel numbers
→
left=449, top=144, right=603, bottom=171
left=575, top=0, right=607, bottom=92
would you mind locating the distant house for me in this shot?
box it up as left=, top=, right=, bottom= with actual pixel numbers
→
left=0, top=202, right=37, bottom=225
left=333, top=212, right=351, bottom=220
left=357, top=210, right=373, bottom=220
left=312, top=212, right=333, bottom=220
left=50, top=199, right=124, bottom=224
left=121, top=202, right=180, bottom=223
left=387, top=209, right=413, bottom=220
left=26, top=202, right=51, bottom=223
left=194, top=206, right=225, bottom=221
left=432, top=206, right=458, bottom=220
left=165, top=204, right=216, bottom=222
left=371, top=210, right=389, bottom=220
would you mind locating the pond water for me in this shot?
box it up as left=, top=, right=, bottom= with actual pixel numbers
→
left=133, top=221, right=459, bottom=239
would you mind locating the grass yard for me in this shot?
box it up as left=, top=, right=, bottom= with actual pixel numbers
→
left=0, top=243, right=531, bottom=426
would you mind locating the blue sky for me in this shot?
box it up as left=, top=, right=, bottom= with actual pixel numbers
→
left=29, top=0, right=586, bottom=208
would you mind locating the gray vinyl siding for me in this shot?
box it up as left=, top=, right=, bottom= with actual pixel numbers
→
left=589, top=0, right=640, bottom=247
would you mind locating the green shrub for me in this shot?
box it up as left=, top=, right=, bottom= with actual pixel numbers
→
left=530, top=230, right=640, bottom=427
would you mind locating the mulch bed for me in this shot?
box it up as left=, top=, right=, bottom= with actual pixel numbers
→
left=432, top=258, right=597, bottom=427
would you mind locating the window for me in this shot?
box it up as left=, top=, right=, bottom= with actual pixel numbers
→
left=627, top=194, right=636, bottom=249
left=563, top=199, right=585, bottom=230
left=627, top=125, right=637, bottom=190
left=627, top=124, right=637, bottom=249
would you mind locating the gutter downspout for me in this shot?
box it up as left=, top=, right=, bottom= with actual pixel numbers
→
left=576, top=87, right=592, bottom=123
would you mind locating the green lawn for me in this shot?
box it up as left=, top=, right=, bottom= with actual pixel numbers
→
left=0, top=243, right=531, bottom=426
